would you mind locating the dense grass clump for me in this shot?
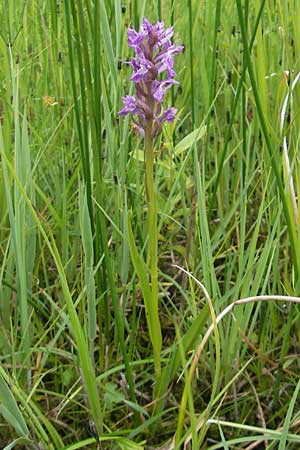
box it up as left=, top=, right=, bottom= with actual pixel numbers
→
left=1, top=1, right=300, bottom=449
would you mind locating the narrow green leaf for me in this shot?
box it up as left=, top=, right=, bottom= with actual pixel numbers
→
left=100, top=0, right=117, bottom=90
left=174, top=125, right=206, bottom=155
left=62, top=436, right=144, bottom=450
left=0, top=372, right=28, bottom=437
left=127, top=213, right=162, bottom=366
left=3, top=437, right=33, bottom=450
left=79, top=184, right=96, bottom=359
left=279, top=379, right=300, bottom=450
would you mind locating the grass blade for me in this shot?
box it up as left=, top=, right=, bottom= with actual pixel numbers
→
left=127, top=212, right=162, bottom=378
left=0, top=372, right=28, bottom=437
left=278, top=379, right=300, bottom=450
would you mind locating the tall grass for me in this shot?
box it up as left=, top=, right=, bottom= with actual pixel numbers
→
left=1, top=1, right=300, bottom=449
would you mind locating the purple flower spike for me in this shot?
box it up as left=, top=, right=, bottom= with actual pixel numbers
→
left=119, top=17, right=183, bottom=137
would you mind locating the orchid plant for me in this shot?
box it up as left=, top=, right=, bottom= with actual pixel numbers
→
left=119, top=17, right=183, bottom=379
left=119, top=17, right=183, bottom=135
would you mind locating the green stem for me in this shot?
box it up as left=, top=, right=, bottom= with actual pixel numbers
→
left=145, top=122, right=161, bottom=379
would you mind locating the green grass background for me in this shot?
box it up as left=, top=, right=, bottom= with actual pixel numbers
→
left=1, top=0, right=300, bottom=448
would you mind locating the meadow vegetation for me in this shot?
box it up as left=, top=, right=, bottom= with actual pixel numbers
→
left=1, top=0, right=300, bottom=449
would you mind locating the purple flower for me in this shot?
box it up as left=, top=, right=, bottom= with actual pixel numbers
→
left=158, top=26, right=174, bottom=47
left=159, top=107, right=177, bottom=123
left=130, top=55, right=153, bottom=82
left=119, top=17, right=183, bottom=137
left=118, top=96, right=139, bottom=116
left=155, top=43, right=184, bottom=63
left=157, top=55, right=176, bottom=78
left=127, top=28, right=144, bottom=49
left=152, top=79, right=178, bottom=103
